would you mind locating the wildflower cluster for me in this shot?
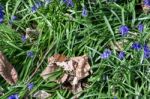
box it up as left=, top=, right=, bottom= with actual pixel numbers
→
left=0, top=6, right=4, bottom=23
left=101, top=23, right=147, bottom=60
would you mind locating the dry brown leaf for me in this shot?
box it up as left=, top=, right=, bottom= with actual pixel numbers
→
left=56, top=61, right=75, bottom=71
left=52, top=54, right=68, bottom=62
left=40, top=54, right=68, bottom=80
left=0, top=52, right=18, bottom=85
left=40, top=64, right=58, bottom=80
left=41, top=54, right=91, bottom=95
left=48, top=54, right=68, bottom=64
left=72, top=82, right=82, bottom=94
left=71, top=55, right=91, bottom=81
left=33, top=90, right=51, bottom=99
left=58, top=73, right=68, bottom=83
left=111, top=40, right=128, bottom=51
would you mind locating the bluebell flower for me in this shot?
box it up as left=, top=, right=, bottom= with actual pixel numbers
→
left=82, top=7, right=88, bottom=17
left=0, top=9, right=4, bottom=17
left=35, top=1, right=43, bottom=8
left=21, top=35, right=27, bottom=42
left=63, top=0, right=74, bottom=7
left=27, top=82, right=34, bottom=90
left=119, top=25, right=129, bottom=36
left=0, top=8, right=4, bottom=23
left=45, top=0, right=51, bottom=4
left=132, top=42, right=142, bottom=51
left=144, top=44, right=149, bottom=51
left=31, top=5, right=37, bottom=13
left=0, top=5, right=3, bottom=10
left=143, top=0, right=150, bottom=6
left=8, top=94, right=19, bottom=99
left=114, top=96, right=117, bottom=99
left=27, top=51, right=34, bottom=58
left=9, top=16, right=17, bottom=24
left=44, top=0, right=51, bottom=7
left=11, top=16, right=17, bottom=20
left=118, top=51, right=125, bottom=60
left=138, top=24, right=144, bottom=32
left=101, top=49, right=111, bottom=59
left=144, top=44, right=150, bottom=58
left=0, top=18, right=3, bottom=23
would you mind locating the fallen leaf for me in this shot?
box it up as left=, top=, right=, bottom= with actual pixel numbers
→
left=48, top=54, right=68, bottom=64
left=33, top=90, right=51, bottom=99
left=0, top=51, right=18, bottom=85
left=52, top=54, right=68, bottom=62
left=58, top=73, right=68, bottom=83
left=40, top=64, right=58, bottom=80
left=41, top=54, right=91, bottom=95
left=71, top=55, right=91, bottom=81
left=40, top=54, right=68, bottom=80
left=72, top=82, right=82, bottom=94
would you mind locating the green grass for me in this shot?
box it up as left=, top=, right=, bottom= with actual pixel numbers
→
left=1, top=0, right=150, bottom=98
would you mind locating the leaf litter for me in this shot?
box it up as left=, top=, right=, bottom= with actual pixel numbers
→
left=0, top=52, right=91, bottom=97
left=40, top=54, right=92, bottom=95
left=0, top=51, right=18, bottom=85
left=33, top=90, right=51, bottom=99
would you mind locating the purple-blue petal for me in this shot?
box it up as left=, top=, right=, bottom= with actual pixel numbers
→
left=101, top=49, right=112, bottom=59
left=138, top=24, right=144, bottom=32
left=27, top=51, right=34, bottom=58
left=11, top=16, right=17, bottom=20
left=143, top=0, right=150, bottom=6
left=63, top=0, right=74, bottom=7
left=27, top=82, right=34, bottom=90
left=118, top=51, right=125, bottom=60
left=144, top=44, right=150, bottom=58
left=0, top=8, right=4, bottom=23
left=31, top=6, right=37, bottom=13
left=0, top=18, right=3, bottom=23
left=45, top=0, right=51, bottom=4
left=82, top=7, right=88, bottom=17
left=8, top=94, right=19, bottom=99
left=119, top=25, right=129, bottom=36
left=35, top=2, right=43, bottom=8
left=132, top=42, right=142, bottom=51
left=21, top=35, right=26, bottom=42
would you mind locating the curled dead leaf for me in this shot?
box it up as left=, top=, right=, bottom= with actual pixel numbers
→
left=0, top=51, right=18, bottom=85
left=57, top=73, right=68, bottom=83
left=71, top=55, right=91, bottom=81
left=48, top=54, right=68, bottom=63
left=41, top=54, right=91, bottom=95
left=33, top=90, right=51, bottom=99
left=40, top=64, right=58, bottom=80
left=40, top=54, right=68, bottom=80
